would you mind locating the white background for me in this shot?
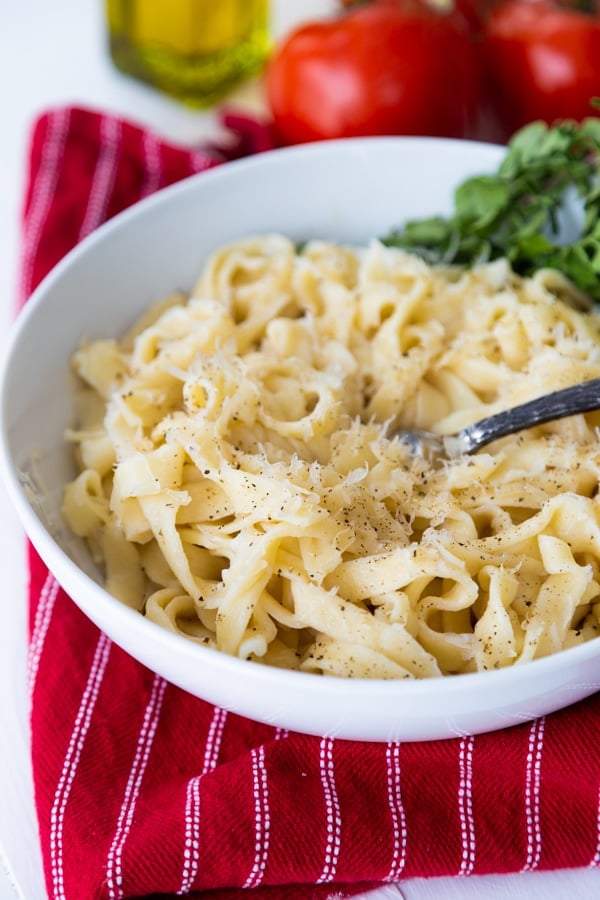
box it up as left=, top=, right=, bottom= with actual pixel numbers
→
left=1, top=2, right=599, bottom=898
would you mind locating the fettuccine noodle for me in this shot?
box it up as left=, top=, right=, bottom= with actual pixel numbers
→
left=62, top=236, right=600, bottom=677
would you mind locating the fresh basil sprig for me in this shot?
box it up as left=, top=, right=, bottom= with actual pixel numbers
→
left=381, top=118, right=600, bottom=302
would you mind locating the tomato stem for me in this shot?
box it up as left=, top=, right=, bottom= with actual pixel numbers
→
left=558, top=0, right=597, bottom=13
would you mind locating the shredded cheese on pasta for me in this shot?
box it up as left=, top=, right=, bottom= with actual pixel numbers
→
left=62, top=236, right=600, bottom=678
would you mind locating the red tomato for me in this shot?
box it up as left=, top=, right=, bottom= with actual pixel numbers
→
left=483, top=0, right=600, bottom=138
left=265, top=3, right=480, bottom=145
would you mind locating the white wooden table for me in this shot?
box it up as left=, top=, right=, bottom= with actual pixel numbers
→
left=1, top=1, right=599, bottom=897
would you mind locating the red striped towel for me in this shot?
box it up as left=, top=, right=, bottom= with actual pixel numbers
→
left=21, top=105, right=600, bottom=900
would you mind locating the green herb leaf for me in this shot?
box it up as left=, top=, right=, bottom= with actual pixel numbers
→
left=381, top=118, right=600, bottom=301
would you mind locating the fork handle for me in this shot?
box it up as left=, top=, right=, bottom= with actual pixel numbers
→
left=459, top=377, right=600, bottom=453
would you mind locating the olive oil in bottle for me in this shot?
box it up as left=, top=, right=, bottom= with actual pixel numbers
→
left=105, top=0, right=271, bottom=107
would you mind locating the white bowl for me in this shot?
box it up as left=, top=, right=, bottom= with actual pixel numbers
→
left=2, top=136, right=600, bottom=742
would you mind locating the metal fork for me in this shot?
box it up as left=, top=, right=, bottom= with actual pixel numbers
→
left=395, top=377, right=600, bottom=461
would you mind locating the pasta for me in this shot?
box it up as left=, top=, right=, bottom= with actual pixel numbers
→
left=62, top=235, right=600, bottom=678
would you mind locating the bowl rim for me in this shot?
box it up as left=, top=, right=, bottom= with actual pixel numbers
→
left=3, top=133, right=509, bottom=338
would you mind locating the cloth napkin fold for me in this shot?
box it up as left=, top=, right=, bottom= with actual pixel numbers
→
left=20, top=105, right=600, bottom=900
